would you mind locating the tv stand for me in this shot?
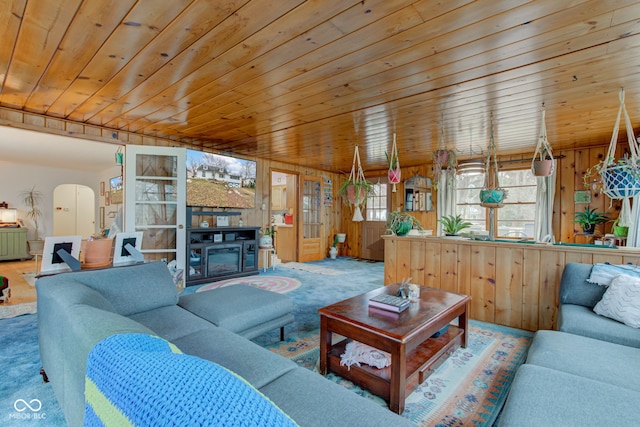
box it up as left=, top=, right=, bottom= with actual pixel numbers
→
left=186, top=226, right=260, bottom=287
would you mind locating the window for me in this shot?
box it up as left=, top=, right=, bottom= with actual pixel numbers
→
left=456, top=169, right=537, bottom=238
left=366, top=181, right=388, bottom=222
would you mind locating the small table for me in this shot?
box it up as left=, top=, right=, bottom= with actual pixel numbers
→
left=318, top=285, right=470, bottom=414
left=259, top=247, right=276, bottom=272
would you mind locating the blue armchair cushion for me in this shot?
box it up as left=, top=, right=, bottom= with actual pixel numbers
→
left=84, top=333, right=297, bottom=427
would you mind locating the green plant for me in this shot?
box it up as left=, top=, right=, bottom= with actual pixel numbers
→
left=385, top=150, right=399, bottom=169
left=338, top=178, right=374, bottom=205
left=574, top=207, right=608, bottom=233
left=610, top=218, right=629, bottom=237
left=20, top=185, right=43, bottom=239
left=332, top=235, right=340, bottom=247
left=387, top=209, right=422, bottom=236
left=583, top=157, right=640, bottom=192
left=438, top=214, right=472, bottom=235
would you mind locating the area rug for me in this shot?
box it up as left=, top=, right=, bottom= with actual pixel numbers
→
left=0, top=302, right=37, bottom=319
left=196, top=276, right=301, bottom=294
left=266, top=320, right=532, bottom=426
left=279, top=261, right=346, bottom=275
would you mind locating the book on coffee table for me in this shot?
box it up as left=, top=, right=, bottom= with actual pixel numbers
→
left=369, top=294, right=410, bottom=312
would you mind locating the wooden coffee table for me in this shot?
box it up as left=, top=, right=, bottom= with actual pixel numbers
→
left=318, top=284, right=470, bottom=414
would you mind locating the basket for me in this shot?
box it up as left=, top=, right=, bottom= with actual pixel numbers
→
left=600, top=164, right=640, bottom=199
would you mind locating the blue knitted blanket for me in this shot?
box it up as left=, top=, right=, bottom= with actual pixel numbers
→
left=84, top=333, right=298, bottom=427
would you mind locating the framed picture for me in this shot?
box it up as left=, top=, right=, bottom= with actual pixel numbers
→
left=99, top=207, right=105, bottom=229
left=100, top=181, right=105, bottom=196
left=40, top=235, right=82, bottom=274
left=104, top=191, right=110, bottom=206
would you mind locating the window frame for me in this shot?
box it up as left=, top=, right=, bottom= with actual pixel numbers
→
left=455, top=167, right=537, bottom=238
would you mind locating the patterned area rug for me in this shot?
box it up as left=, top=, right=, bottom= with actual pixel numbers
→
left=196, top=276, right=301, bottom=294
left=266, top=320, right=532, bottom=426
left=279, top=262, right=346, bottom=275
left=0, top=302, right=37, bottom=319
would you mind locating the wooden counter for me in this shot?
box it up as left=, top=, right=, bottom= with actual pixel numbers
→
left=383, top=235, right=640, bottom=331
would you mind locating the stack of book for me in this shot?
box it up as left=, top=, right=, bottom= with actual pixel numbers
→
left=368, top=293, right=410, bottom=313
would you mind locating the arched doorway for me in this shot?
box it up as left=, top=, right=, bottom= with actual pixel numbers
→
left=53, top=184, right=95, bottom=238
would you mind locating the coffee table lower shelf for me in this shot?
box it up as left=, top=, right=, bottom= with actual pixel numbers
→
left=325, top=325, right=464, bottom=403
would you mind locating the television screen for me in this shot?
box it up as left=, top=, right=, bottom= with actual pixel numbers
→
left=110, top=176, right=123, bottom=204
left=186, top=149, right=256, bottom=208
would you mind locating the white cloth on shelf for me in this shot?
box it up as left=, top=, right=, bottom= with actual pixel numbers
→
left=339, top=341, right=391, bottom=370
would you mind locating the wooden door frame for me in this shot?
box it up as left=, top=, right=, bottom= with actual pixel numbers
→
left=270, top=168, right=299, bottom=261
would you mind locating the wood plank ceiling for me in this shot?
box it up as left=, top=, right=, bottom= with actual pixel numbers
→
left=2, top=0, right=640, bottom=174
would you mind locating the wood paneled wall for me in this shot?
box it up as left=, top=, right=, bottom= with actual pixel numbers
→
left=384, top=236, right=640, bottom=331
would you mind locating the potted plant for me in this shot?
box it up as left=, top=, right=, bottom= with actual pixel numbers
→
left=437, top=214, right=472, bottom=236
left=574, top=207, right=608, bottom=234
left=386, top=209, right=422, bottom=236
left=583, top=156, right=640, bottom=198
left=339, top=178, right=374, bottom=206
left=610, top=218, right=629, bottom=237
left=432, top=149, right=457, bottom=186
left=386, top=133, right=401, bottom=192
left=259, top=227, right=273, bottom=248
left=20, top=185, right=44, bottom=253
left=329, top=235, right=340, bottom=259
left=531, top=110, right=555, bottom=177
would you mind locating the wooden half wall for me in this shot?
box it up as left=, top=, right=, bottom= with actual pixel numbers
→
left=383, top=236, right=640, bottom=332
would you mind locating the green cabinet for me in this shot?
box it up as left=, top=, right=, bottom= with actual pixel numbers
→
left=0, top=228, right=29, bottom=261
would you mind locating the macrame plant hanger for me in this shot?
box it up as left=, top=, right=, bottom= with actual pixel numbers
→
left=388, top=132, right=401, bottom=192
left=531, top=107, right=555, bottom=177
left=600, top=88, right=640, bottom=200
left=480, top=115, right=505, bottom=207
left=347, top=145, right=367, bottom=222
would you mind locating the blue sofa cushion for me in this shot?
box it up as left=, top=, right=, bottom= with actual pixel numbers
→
left=558, top=304, right=640, bottom=348
left=85, top=333, right=298, bottom=427
left=525, top=330, right=640, bottom=392
left=62, top=262, right=178, bottom=316
left=499, top=364, right=640, bottom=426
left=559, top=263, right=605, bottom=308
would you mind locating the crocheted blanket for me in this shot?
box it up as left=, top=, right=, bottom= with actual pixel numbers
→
left=84, top=333, right=298, bottom=427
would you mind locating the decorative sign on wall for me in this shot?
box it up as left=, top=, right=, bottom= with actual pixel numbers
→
left=324, top=179, right=333, bottom=207
left=574, top=190, right=591, bottom=204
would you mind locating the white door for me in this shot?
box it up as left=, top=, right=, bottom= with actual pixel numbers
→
left=53, top=184, right=95, bottom=238
left=124, top=145, right=186, bottom=271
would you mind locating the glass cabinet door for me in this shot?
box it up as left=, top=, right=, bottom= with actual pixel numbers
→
left=125, top=145, right=186, bottom=271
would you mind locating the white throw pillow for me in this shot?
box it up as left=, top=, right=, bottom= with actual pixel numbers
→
left=593, top=274, right=640, bottom=328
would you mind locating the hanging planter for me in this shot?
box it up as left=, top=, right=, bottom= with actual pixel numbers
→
left=587, top=88, right=640, bottom=199
left=339, top=145, right=373, bottom=222
left=531, top=109, right=555, bottom=177
left=480, top=188, right=505, bottom=205
left=480, top=116, right=506, bottom=208
left=432, top=128, right=457, bottom=187
left=386, top=133, right=401, bottom=192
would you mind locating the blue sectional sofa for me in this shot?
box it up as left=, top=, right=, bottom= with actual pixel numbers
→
left=499, top=262, right=640, bottom=426
left=36, top=261, right=413, bottom=427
